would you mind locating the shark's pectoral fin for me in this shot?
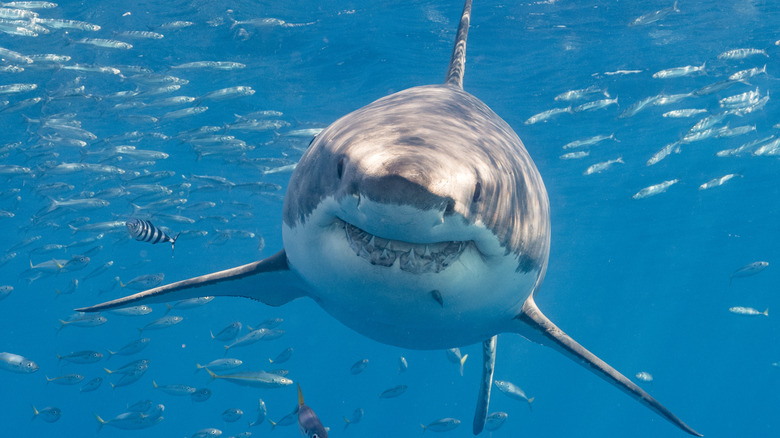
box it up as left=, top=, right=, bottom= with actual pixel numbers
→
left=472, top=335, right=497, bottom=435
left=514, top=296, right=701, bottom=437
left=75, top=250, right=307, bottom=313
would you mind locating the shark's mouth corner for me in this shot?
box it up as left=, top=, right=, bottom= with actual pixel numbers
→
left=340, top=219, right=471, bottom=274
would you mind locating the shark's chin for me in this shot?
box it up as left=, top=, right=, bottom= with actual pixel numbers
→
left=340, top=218, right=473, bottom=274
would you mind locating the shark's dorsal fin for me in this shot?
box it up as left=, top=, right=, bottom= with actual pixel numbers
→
left=444, top=0, right=472, bottom=89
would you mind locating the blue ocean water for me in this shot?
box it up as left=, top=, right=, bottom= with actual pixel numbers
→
left=0, top=0, right=778, bottom=437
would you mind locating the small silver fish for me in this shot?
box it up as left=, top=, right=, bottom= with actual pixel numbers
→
left=206, top=369, right=293, bottom=388
left=196, top=358, right=243, bottom=372
left=421, top=418, right=461, bottom=432
left=211, top=321, right=242, bottom=341
left=31, top=405, right=61, bottom=423
left=636, top=371, right=654, bottom=382
left=108, top=305, right=153, bottom=316
left=138, top=315, right=183, bottom=333
left=222, top=408, right=243, bottom=422
left=584, top=157, right=624, bottom=175
left=494, top=379, right=534, bottom=408
left=56, top=350, right=103, bottom=364
left=652, top=62, right=705, bottom=79
left=729, top=64, right=767, bottom=81
left=524, top=106, right=572, bottom=124
left=76, top=38, right=132, bottom=49
left=190, top=388, right=211, bottom=402
left=632, top=179, right=679, bottom=199
left=562, top=134, right=615, bottom=149
left=107, top=338, right=151, bottom=358
left=46, top=373, right=84, bottom=385
left=120, top=273, right=164, bottom=290
left=80, top=377, right=103, bottom=392
left=485, top=412, right=508, bottom=431
left=728, top=306, right=768, bottom=317
left=729, top=261, right=769, bottom=286
left=152, top=380, right=196, bottom=395
left=350, top=359, right=369, bottom=375
left=646, top=142, right=682, bottom=166
left=0, top=285, right=11, bottom=301
left=560, top=150, right=590, bottom=160
left=248, top=399, right=267, bottom=427
left=662, top=109, right=707, bottom=118
left=270, top=347, right=293, bottom=364
left=717, top=48, right=768, bottom=60
left=629, top=1, right=679, bottom=26
left=398, top=356, right=408, bottom=373
left=0, top=352, right=39, bottom=373
left=698, top=174, right=740, bottom=191
left=554, top=85, right=608, bottom=102
left=378, top=384, right=407, bottom=399
left=343, top=407, right=363, bottom=429
left=574, top=97, right=618, bottom=112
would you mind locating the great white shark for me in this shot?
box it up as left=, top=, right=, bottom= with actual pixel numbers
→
left=78, top=1, right=700, bottom=435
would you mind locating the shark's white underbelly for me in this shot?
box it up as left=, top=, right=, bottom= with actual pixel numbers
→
left=283, top=218, right=536, bottom=349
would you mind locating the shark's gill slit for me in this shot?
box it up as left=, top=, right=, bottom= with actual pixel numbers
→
left=341, top=219, right=468, bottom=273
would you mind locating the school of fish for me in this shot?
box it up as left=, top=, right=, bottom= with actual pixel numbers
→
left=0, top=0, right=778, bottom=436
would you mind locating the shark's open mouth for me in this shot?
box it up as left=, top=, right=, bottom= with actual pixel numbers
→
left=342, top=220, right=469, bottom=274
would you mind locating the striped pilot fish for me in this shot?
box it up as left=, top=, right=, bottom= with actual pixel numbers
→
left=126, top=219, right=179, bottom=253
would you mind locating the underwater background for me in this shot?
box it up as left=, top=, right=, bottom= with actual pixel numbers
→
left=0, top=0, right=778, bottom=436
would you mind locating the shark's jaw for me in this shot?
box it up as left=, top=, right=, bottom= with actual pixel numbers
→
left=282, top=196, right=537, bottom=350
left=342, top=219, right=470, bottom=274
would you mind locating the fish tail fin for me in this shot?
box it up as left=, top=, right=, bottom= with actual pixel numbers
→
left=297, top=384, right=304, bottom=405
left=209, top=331, right=215, bottom=340
left=513, top=296, right=701, bottom=436
left=110, top=383, right=116, bottom=390
left=94, top=413, right=107, bottom=432
left=459, top=353, right=468, bottom=376
left=56, top=353, right=62, bottom=363
left=528, top=397, right=535, bottom=412
left=104, top=367, right=113, bottom=374
left=45, top=376, right=51, bottom=385
left=152, top=380, right=158, bottom=388
left=163, top=303, right=172, bottom=315
left=31, top=405, right=38, bottom=421
left=137, top=327, right=144, bottom=335
left=268, top=419, right=277, bottom=430
left=343, top=417, right=351, bottom=430
left=170, top=232, right=180, bottom=255
left=763, top=308, right=769, bottom=316
left=119, top=279, right=126, bottom=288
left=421, top=424, right=427, bottom=432
left=673, top=1, right=680, bottom=12
left=195, top=363, right=203, bottom=371
left=106, top=350, right=115, bottom=358
left=205, top=368, right=217, bottom=380
left=56, top=320, right=67, bottom=333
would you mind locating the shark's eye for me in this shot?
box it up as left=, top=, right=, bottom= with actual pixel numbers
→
left=337, top=158, right=345, bottom=179
left=472, top=182, right=482, bottom=203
